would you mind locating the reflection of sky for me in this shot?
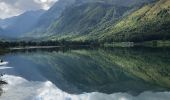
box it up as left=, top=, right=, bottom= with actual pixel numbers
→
left=1, top=75, right=170, bottom=100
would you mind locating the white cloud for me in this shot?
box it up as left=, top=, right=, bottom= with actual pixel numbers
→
left=0, top=0, right=58, bottom=19
left=0, top=2, right=21, bottom=19
left=34, top=0, right=58, bottom=10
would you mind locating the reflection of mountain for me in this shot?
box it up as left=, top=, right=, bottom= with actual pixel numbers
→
left=103, top=48, right=170, bottom=88
left=0, top=84, right=3, bottom=96
left=13, top=47, right=170, bottom=95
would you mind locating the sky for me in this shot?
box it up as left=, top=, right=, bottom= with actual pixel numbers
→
left=0, top=0, right=58, bottom=19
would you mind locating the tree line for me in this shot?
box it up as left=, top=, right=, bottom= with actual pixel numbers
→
left=0, top=40, right=100, bottom=48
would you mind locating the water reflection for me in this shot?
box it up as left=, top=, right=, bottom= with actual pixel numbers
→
left=1, top=75, right=170, bottom=100
left=0, top=47, right=170, bottom=99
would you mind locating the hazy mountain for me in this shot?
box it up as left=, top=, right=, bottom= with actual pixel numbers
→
left=1, top=10, right=45, bottom=38
left=30, top=0, right=76, bottom=34
left=0, top=17, right=18, bottom=29
left=0, top=28, right=7, bottom=40
left=0, top=27, right=3, bottom=35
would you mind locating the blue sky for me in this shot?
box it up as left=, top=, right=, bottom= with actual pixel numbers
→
left=0, top=0, right=58, bottom=19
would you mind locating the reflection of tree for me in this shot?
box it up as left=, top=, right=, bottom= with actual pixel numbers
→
left=0, top=48, right=8, bottom=96
left=0, top=85, right=2, bottom=97
left=0, top=49, right=8, bottom=55
left=0, top=76, right=7, bottom=96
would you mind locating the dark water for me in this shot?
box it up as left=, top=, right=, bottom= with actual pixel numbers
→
left=0, top=47, right=170, bottom=100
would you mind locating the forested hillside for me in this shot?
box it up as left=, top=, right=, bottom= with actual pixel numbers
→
left=99, top=0, right=170, bottom=42
left=48, top=3, right=130, bottom=36
left=26, top=0, right=154, bottom=39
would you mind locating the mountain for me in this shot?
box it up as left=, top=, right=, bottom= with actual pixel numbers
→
left=47, top=3, right=130, bottom=36
left=0, top=27, right=3, bottom=31
left=0, top=17, right=18, bottom=29
left=98, top=0, right=170, bottom=42
left=1, top=10, right=45, bottom=38
left=30, top=0, right=76, bottom=35
left=0, top=27, right=3, bottom=35
left=27, top=0, right=155, bottom=38
left=50, top=0, right=169, bottom=42
left=0, top=28, right=6, bottom=41
left=1, top=0, right=164, bottom=43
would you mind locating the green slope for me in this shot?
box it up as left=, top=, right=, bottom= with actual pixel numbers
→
left=46, top=0, right=167, bottom=42
left=50, top=0, right=170, bottom=43
left=46, top=2, right=132, bottom=40
left=99, top=0, right=170, bottom=42
left=50, top=3, right=129, bottom=34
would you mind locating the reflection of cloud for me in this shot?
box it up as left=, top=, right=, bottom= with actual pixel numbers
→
left=1, top=75, right=170, bottom=100
left=0, top=67, right=13, bottom=70
left=0, top=0, right=58, bottom=19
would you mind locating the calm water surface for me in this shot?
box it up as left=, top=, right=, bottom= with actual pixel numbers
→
left=0, top=47, right=170, bottom=100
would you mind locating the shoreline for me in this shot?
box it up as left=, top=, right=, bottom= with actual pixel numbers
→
left=9, top=45, right=92, bottom=50
left=104, top=40, right=170, bottom=48
left=10, top=46, right=63, bottom=50
left=0, top=40, right=170, bottom=50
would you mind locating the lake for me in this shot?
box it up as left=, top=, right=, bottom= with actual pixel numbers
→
left=0, top=47, right=170, bottom=100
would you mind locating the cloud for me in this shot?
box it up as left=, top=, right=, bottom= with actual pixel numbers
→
left=0, top=2, right=21, bottom=19
left=34, top=0, right=58, bottom=10
left=0, top=0, right=58, bottom=19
